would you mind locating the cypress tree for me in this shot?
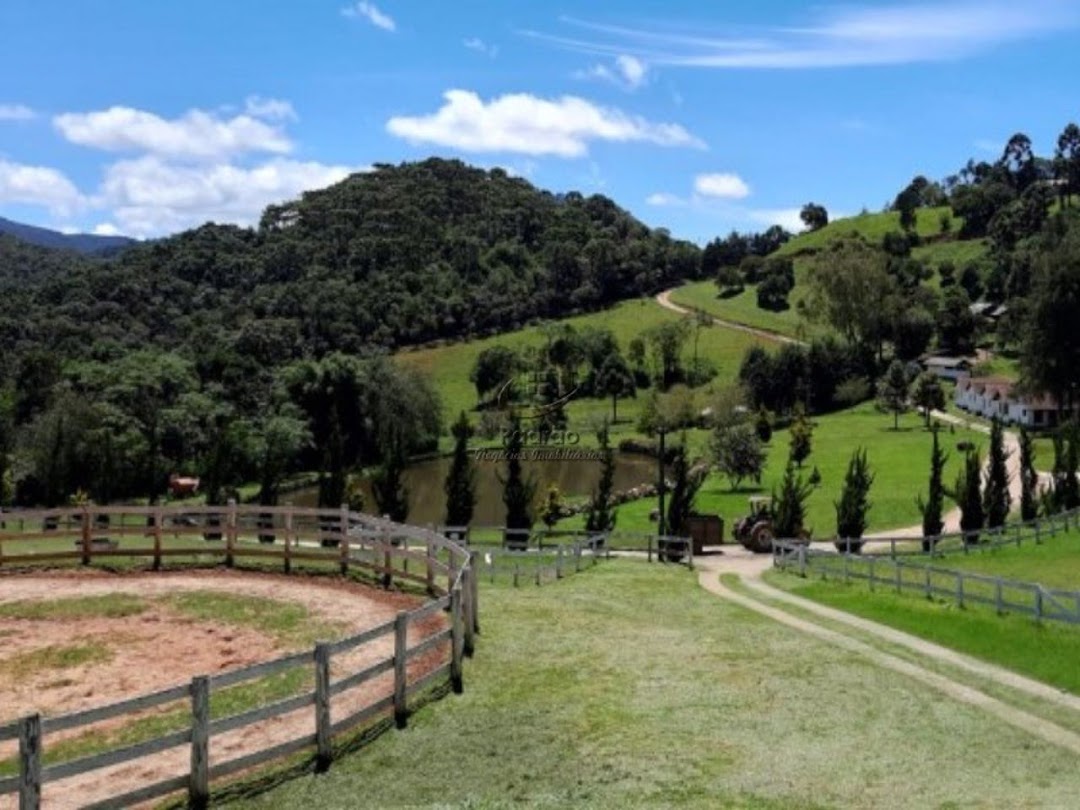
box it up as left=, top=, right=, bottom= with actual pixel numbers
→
left=773, top=460, right=813, bottom=539
left=665, top=443, right=702, bottom=538
left=953, top=449, right=985, bottom=546
left=917, top=425, right=947, bottom=551
left=372, top=430, right=409, bottom=523
left=1055, top=422, right=1080, bottom=511
left=501, top=412, right=536, bottom=547
left=788, top=405, right=813, bottom=468
left=585, top=422, right=618, bottom=534
left=443, top=411, right=476, bottom=528
left=834, top=448, right=874, bottom=552
left=1019, top=425, right=1038, bottom=521
left=982, top=418, right=1011, bottom=529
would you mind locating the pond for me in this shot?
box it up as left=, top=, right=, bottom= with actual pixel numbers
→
left=289, top=451, right=657, bottom=526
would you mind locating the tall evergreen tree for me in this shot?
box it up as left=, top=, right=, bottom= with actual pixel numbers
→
left=372, top=430, right=409, bottom=523
left=834, top=448, right=874, bottom=552
left=584, top=422, right=618, bottom=533
left=443, top=411, right=476, bottom=528
left=982, top=418, right=1011, bottom=529
left=953, top=449, right=985, bottom=546
left=788, top=405, right=813, bottom=468
left=501, top=412, right=536, bottom=547
left=1052, top=423, right=1080, bottom=512
left=773, top=460, right=813, bottom=539
left=917, top=426, right=948, bottom=550
left=878, top=359, right=910, bottom=430
left=665, top=443, right=702, bottom=537
left=1019, top=425, right=1038, bottom=521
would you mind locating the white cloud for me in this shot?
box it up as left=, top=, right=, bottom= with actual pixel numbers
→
left=92, top=222, right=123, bottom=237
left=0, top=104, right=36, bottom=122
left=694, top=172, right=751, bottom=200
left=533, top=3, right=1077, bottom=69
left=576, top=55, right=648, bottom=90
left=464, top=37, right=498, bottom=58
left=342, top=1, right=396, bottom=32
left=387, top=89, right=704, bottom=157
left=646, top=192, right=686, bottom=207
left=244, top=96, right=298, bottom=122
left=748, top=208, right=809, bottom=233
left=0, top=159, right=84, bottom=215
left=98, top=155, right=360, bottom=237
left=54, top=106, right=293, bottom=160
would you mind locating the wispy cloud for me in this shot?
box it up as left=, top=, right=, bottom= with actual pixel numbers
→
left=464, top=37, right=498, bottom=58
left=526, top=2, right=1076, bottom=69
left=695, top=172, right=750, bottom=200
left=0, top=103, right=36, bottom=122
left=575, top=54, right=648, bottom=90
left=341, top=1, right=396, bottom=32
left=387, top=89, right=705, bottom=157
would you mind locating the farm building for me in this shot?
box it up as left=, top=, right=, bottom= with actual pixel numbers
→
left=954, top=375, right=1078, bottom=428
left=923, top=355, right=973, bottom=381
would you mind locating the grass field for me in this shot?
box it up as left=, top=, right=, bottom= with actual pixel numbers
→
left=931, top=528, right=1080, bottom=590
left=396, top=297, right=766, bottom=449
left=765, top=568, right=1080, bottom=695
left=557, top=401, right=983, bottom=538
left=667, top=277, right=820, bottom=340
left=775, top=206, right=960, bottom=257
left=225, top=561, right=1080, bottom=809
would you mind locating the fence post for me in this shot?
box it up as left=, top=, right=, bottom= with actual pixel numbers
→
left=868, top=557, right=876, bottom=591
left=283, top=507, right=293, bottom=574
left=894, top=559, right=902, bottom=594
left=315, top=643, right=332, bottom=771
left=647, top=535, right=653, bottom=563
left=556, top=545, right=564, bottom=579
left=995, top=578, right=1004, bottom=615
left=190, top=676, right=210, bottom=809
left=450, top=586, right=464, bottom=695
left=393, top=612, right=408, bottom=728
left=1015, top=523, right=1022, bottom=548
left=956, top=573, right=965, bottom=608
left=463, top=566, right=475, bottom=657
left=153, top=505, right=163, bottom=571
left=225, top=499, right=237, bottom=568
left=924, top=565, right=932, bottom=599
left=535, top=557, right=542, bottom=586
left=798, top=545, right=807, bottom=578
left=425, top=540, right=436, bottom=595
left=513, top=561, right=520, bottom=588
left=339, top=505, right=350, bottom=576
left=1035, top=519, right=1041, bottom=544
left=843, top=553, right=850, bottom=584
left=575, top=543, right=582, bottom=573
left=469, top=550, right=480, bottom=635
left=81, top=506, right=92, bottom=566
left=18, top=714, right=41, bottom=810
left=384, top=528, right=394, bottom=590
left=1035, top=588, right=1043, bottom=622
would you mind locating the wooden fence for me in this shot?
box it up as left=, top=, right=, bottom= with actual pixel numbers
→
left=0, top=504, right=478, bottom=809
left=774, top=542, right=1080, bottom=626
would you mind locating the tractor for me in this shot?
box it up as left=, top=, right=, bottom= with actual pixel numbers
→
left=732, top=496, right=777, bottom=553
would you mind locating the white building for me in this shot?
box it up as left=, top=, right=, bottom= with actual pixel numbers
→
left=954, top=375, right=1077, bottom=428
left=923, top=356, right=973, bottom=381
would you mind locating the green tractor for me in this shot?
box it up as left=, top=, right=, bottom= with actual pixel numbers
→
left=732, top=496, right=777, bottom=554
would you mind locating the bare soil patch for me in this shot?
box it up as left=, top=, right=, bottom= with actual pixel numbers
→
left=0, top=569, right=447, bottom=809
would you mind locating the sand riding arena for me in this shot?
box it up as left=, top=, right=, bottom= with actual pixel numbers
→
left=0, top=504, right=478, bottom=809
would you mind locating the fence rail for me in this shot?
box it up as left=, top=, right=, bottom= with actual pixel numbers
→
left=0, top=503, right=478, bottom=810
left=774, top=541, right=1080, bottom=626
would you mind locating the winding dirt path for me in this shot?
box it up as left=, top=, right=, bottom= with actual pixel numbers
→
left=695, top=552, right=1080, bottom=755
left=654, top=288, right=797, bottom=345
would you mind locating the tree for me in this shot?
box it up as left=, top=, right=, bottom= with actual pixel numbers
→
left=912, top=372, right=946, bottom=427
left=372, top=429, right=409, bottom=522
left=1021, top=231, right=1080, bottom=417
left=800, top=203, right=829, bottom=232
left=0, top=387, right=13, bottom=506
left=1019, top=425, right=1038, bottom=521
left=444, top=411, right=476, bottom=527
left=710, top=423, right=765, bottom=491
left=937, top=286, right=978, bottom=355
left=253, top=409, right=309, bottom=508
left=878, top=360, right=910, bottom=430
left=801, top=239, right=896, bottom=352
left=772, top=461, right=813, bottom=538
left=501, top=412, right=536, bottom=545
left=788, top=407, right=813, bottom=468
left=1050, top=425, right=1080, bottom=512
left=952, top=449, right=985, bottom=546
left=917, top=425, right=948, bottom=549
left=982, top=418, right=1011, bottom=529
left=755, top=408, right=772, bottom=443
left=757, top=272, right=792, bottom=311
left=999, top=132, right=1037, bottom=192
left=540, top=484, right=564, bottom=529
left=665, top=444, right=702, bottom=537
left=644, top=320, right=690, bottom=389
left=585, top=422, right=618, bottom=533
left=715, top=264, right=743, bottom=294
left=835, top=448, right=874, bottom=551
left=893, top=307, right=935, bottom=361
left=1055, top=122, right=1080, bottom=205
left=470, top=346, right=518, bottom=406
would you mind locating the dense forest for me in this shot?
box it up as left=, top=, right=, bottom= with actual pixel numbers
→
left=0, top=158, right=702, bottom=509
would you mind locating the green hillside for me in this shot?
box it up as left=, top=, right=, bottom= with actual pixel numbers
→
left=775, top=206, right=959, bottom=256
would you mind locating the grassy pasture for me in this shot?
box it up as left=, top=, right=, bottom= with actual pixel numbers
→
left=775, top=206, right=960, bottom=257
left=930, top=528, right=1080, bottom=590
left=225, top=561, right=1080, bottom=809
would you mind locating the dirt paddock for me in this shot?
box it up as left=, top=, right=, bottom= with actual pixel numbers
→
left=0, top=569, right=449, bottom=809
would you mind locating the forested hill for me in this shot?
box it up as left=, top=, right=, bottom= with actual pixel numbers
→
left=0, top=158, right=701, bottom=369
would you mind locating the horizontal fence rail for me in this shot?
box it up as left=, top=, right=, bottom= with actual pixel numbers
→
left=0, top=504, right=479, bottom=810
left=773, top=541, right=1080, bottom=626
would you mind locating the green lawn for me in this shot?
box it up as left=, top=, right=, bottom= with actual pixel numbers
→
left=931, top=528, right=1080, bottom=590
left=776, top=207, right=961, bottom=257
left=223, top=561, right=1080, bottom=809
left=558, top=402, right=984, bottom=538
left=765, top=569, right=1080, bottom=695
left=667, top=277, right=824, bottom=340
left=397, top=297, right=766, bottom=450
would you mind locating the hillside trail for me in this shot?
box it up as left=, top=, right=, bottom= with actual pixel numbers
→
left=694, top=550, right=1080, bottom=755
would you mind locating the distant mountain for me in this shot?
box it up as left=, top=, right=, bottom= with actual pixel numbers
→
left=0, top=216, right=136, bottom=256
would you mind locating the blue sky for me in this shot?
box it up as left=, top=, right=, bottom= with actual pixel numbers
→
left=1, top=0, right=1078, bottom=242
